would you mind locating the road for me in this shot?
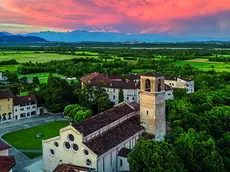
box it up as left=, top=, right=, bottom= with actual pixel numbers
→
left=0, top=115, right=69, bottom=172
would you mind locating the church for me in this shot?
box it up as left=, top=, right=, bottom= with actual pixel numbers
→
left=42, top=73, right=166, bottom=172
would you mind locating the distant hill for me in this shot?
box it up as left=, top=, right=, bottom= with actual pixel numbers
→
left=24, top=30, right=230, bottom=43
left=0, top=32, right=47, bottom=43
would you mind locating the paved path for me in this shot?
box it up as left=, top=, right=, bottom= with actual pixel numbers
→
left=0, top=115, right=70, bottom=172
left=18, top=149, right=42, bottom=153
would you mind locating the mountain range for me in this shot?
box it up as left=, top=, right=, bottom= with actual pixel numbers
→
left=0, top=30, right=230, bottom=43
left=0, top=32, right=46, bottom=43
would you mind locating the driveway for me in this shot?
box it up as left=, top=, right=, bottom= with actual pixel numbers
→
left=0, top=114, right=69, bottom=172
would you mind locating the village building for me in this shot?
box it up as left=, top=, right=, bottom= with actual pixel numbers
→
left=0, top=90, right=40, bottom=123
left=80, top=72, right=177, bottom=105
left=164, top=76, right=194, bottom=94
left=42, top=73, right=167, bottom=172
left=0, top=139, right=16, bottom=172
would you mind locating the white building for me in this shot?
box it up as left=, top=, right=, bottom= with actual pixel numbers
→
left=13, top=95, right=38, bottom=120
left=0, top=139, right=15, bottom=172
left=43, top=73, right=167, bottom=172
left=81, top=72, right=174, bottom=105
left=164, top=76, right=194, bottom=94
left=0, top=72, right=2, bottom=81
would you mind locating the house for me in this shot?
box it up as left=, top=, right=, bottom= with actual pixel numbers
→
left=0, top=72, right=2, bottom=81
left=13, top=95, right=38, bottom=120
left=80, top=72, right=174, bottom=105
left=42, top=73, right=166, bottom=172
left=164, top=76, right=194, bottom=93
left=0, top=90, right=40, bottom=123
left=0, top=139, right=16, bottom=172
left=0, top=90, right=14, bottom=122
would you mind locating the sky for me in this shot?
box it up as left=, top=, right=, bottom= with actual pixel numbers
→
left=1, top=0, right=230, bottom=37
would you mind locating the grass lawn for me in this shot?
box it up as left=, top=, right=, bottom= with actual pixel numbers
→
left=2, top=121, right=69, bottom=150
left=22, top=152, right=42, bottom=159
left=174, top=60, right=230, bottom=72
left=0, top=53, right=79, bottom=63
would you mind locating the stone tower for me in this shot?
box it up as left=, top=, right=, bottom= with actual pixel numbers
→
left=140, top=73, right=166, bottom=141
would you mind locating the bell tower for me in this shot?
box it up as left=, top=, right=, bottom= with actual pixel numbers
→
left=140, top=73, right=166, bottom=141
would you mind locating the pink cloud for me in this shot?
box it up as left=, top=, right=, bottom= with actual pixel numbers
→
left=0, top=0, right=230, bottom=35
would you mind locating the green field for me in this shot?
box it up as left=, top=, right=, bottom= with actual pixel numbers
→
left=22, top=152, right=42, bottom=159
left=175, top=60, right=230, bottom=72
left=0, top=65, right=19, bottom=72
left=2, top=121, right=69, bottom=150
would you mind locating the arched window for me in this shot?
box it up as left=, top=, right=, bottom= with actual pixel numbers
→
left=158, top=79, right=161, bottom=91
left=145, top=79, right=151, bottom=92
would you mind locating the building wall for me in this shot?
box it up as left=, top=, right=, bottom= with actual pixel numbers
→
left=118, top=156, right=129, bottom=172
left=14, top=103, right=37, bottom=120
left=43, top=126, right=97, bottom=172
left=165, top=78, right=195, bottom=94
left=165, top=89, right=174, bottom=100
left=0, top=149, right=8, bottom=156
left=0, top=72, right=2, bottom=81
left=97, top=131, right=143, bottom=172
left=0, top=98, right=13, bottom=122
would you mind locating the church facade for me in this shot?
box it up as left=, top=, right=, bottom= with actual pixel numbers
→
left=42, top=73, right=166, bottom=172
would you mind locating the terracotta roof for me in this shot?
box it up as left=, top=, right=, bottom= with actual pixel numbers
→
left=118, top=148, right=132, bottom=158
left=81, top=72, right=110, bottom=83
left=108, top=74, right=140, bottom=81
left=0, top=156, right=15, bottom=172
left=13, top=95, right=37, bottom=106
left=85, top=116, right=144, bottom=156
left=72, top=102, right=135, bottom=136
left=0, top=90, right=14, bottom=99
left=128, top=102, right=140, bottom=111
left=164, top=75, right=177, bottom=81
left=53, top=163, right=95, bottom=172
left=0, top=139, right=10, bottom=151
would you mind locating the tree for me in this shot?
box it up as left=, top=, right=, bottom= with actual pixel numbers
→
left=129, top=139, right=186, bottom=172
left=174, top=128, right=224, bottom=172
left=4, top=72, right=18, bottom=83
left=118, top=88, right=124, bottom=103
left=64, top=104, right=92, bottom=122
left=33, top=76, right=40, bottom=85
left=37, top=76, right=74, bottom=113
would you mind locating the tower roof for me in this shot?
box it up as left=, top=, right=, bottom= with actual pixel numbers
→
left=140, top=72, right=164, bottom=77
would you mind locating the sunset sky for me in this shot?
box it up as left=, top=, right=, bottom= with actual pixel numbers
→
left=1, top=0, right=230, bottom=37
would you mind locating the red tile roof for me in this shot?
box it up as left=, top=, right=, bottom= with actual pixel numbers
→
left=81, top=72, right=110, bottom=83
left=13, top=95, right=37, bottom=106
left=85, top=116, right=144, bottom=156
left=0, top=156, right=15, bottom=172
left=0, top=90, right=14, bottom=99
left=72, top=102, right=135, bottom=136
left=0, top=140, right=10, bottom=151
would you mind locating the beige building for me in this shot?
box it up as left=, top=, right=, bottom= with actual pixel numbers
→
left=43, top=73, right=166, bottom=172
left=0, top=90, right=14, bottom=122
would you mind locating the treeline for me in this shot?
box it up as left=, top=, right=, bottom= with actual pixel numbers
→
left=209, top=56, right=230, bottom=62
left=0, top=59, right=19, bottom=65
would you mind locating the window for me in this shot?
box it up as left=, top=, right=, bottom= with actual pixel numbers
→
left=127, top=97, right=129, bottom=101
left=32, top=106, right=36, bottom=109
left=27, top=107, right=30, bottom=110
left=54, top=142, right=59, bottom=147
left=64, top=142, right=71, bottom=150
left=8, top=99, right=10, bottom=101
left=0, top=106, right=2, bottom=110
left=8, top=105, right=10, bottom=110
left=113, top=89, right=115, bottom=93
left=20, top=108, right=24, bottom=111
left=158, top=79, right=161, bottom=91
left=120, top=159, right=123, bottom=167
left=68, top=134, right=74, bottom=141
left=86, top=159, right=92, bottom=166
left=72, top=144, right=79, bottom=152
left=132, top=97, right=134, bottom=101
left=103, top=158, right=105, bottom=171
left=145, top=79, right=151, bottom=92
left=50, top=149, right=55, bottom=156
left=113, top=95, right=115, bottom=99
left=15, top=109, right=17, bottom=112
left=84, top=149, right=89, bottom=155
left=147, top=111, right=148, bottom=114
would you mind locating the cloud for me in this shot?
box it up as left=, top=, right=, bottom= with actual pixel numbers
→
left=0, top=0, right=230, bottom=36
